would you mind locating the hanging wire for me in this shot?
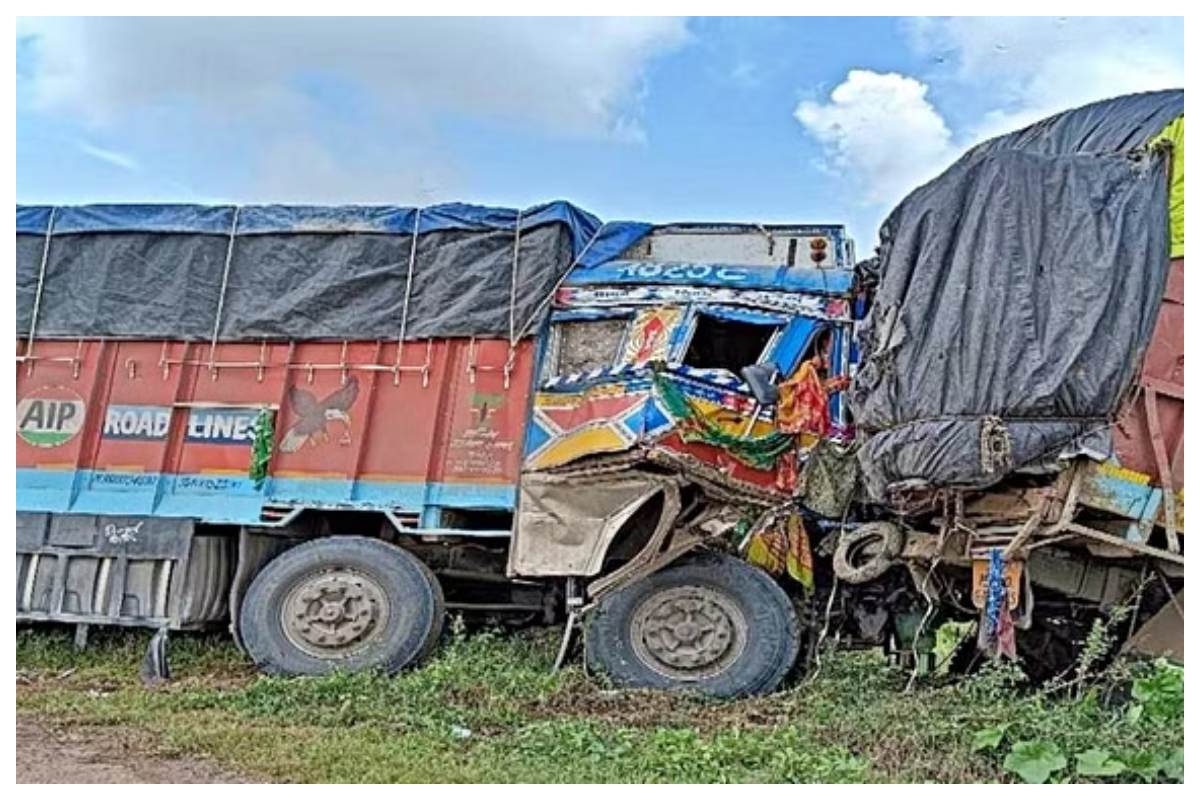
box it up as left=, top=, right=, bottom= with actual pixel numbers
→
left=508, top=208, right=524, bottom=347
left=398, top=207, right=423, bottom=348
left=24, top=206, right=58, bottom=359
left=513, top=224, right=606, bottom=342
left=209, top=206, right=241, bottom=371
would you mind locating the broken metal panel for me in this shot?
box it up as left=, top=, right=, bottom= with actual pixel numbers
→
left=961, top=484, right=1059, bottom=524
left=509, top=470, right=679, bottom=577
left=1124, top=589, right=1184, bottom=664
left=1026, top=549, right=1143, bottom=606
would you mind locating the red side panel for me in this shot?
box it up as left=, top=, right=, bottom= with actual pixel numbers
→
left=17, top=337, right=535, bottom=520
left=1113, top=257, right=1184, bottom=488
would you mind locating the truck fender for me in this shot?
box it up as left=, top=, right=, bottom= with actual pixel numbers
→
left=227, top=527, right=300, bottom=649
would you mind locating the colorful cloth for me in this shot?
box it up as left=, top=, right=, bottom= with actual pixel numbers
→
left=801, top=439, right=860, bottom=518
left=652, top=372, right=794, bottom=470
left=746, top=512, right=814, bottom=591
left=977, top=547, right=1017, bottom=660
left=1151, top=115, right=1184, bottom=258
left=777, top=360, right=829, bottom=437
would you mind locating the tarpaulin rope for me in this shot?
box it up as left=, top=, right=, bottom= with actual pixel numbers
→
left=23, top=206, right=57, bottom=358
left=209, top=206, right=241, bottom=369
left=514, top=224, right=606, bottom=342
left=652, top=371, right=794, bottom=470
left=398, top=207, right=423, bottom=346
left=508, top=209, right=523, bottom=347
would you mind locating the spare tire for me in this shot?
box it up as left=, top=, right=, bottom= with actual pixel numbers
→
left=240, top=536, right=444, bottom=676
left=832, top=521, right=904, bottom=585
left=585, top=551, right=801, bottom=698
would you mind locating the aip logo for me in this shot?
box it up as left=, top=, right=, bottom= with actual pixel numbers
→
left=17, top=386, right=86, bottom=448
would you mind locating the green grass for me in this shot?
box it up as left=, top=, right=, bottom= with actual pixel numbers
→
left=16, top=624, right=1183, bottom=783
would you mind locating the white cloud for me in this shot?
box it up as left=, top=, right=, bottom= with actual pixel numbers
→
left=249, top=135, right=458, bottom=206
left=19, top=17, right=687, bottom=139
left=729, top=61, right=762, bottom=88
left=76, top=140, right=139, bottom=171
left=795, top=18, right=1182, bottom=243
left=794, top=70, right=956, bottom=207
left=906, top=16, right=1183, bottom=144
left=17, top=17, right=687, bottom=202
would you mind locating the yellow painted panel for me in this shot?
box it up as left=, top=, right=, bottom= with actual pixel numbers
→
left=528, top=424, right=630, bottom=470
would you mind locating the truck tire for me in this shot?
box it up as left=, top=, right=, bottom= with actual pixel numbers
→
left=584, top=551, right=801, bottom=698
left=832, top=521, right=904, bottom=585
left=239, top=536, right=444, bottom=676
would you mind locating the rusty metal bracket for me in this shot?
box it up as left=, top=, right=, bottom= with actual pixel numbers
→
left=16, top=337, right=86, bottom=379
left=159, top=340, right=272, bottom=382
left=1061, top=521, right=1184, bottom=566
left=1144, top=387, right=1180, bottom=553
left=388, top=338, right=433, bottom=388
left=466, top=337, right=515, bottom=389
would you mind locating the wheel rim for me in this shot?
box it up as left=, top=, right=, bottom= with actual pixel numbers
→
left=281, top=567, right=390, bottom=660
left=630, top=585, right=748, bottom=681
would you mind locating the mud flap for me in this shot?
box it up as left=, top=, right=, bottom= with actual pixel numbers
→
left=139, top=628, right=171, bottom=685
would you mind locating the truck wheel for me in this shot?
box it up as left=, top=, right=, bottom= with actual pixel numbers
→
left=239, top=536, right=444, bottom=676
left=832, top=521, right=904, bottom=585
left=584, top=551, right=801, bottom=698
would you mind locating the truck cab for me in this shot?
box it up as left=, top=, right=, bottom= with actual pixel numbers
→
left=508, top=223, right=869, bottom=693
left=535, top=222, right=859, bottom=459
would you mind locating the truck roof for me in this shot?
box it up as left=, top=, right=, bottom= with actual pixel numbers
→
left=564, top=221, right=855, bottom=295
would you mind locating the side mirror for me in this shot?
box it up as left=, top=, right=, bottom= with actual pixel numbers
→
left=740, top=363, right=779, bottom=406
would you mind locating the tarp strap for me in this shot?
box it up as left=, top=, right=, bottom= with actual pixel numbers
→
left=514, top=224, right=606, bottom=341
left=508, top=209, right=524, bottom=347
left=23, top=206, right=57, bottom=358
left=397, top=207, right=423, bottom=351
left=209, top=206, right=241, bottom=369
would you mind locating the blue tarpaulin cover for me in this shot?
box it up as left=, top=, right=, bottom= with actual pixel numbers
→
left=15, top=201, right=650, bottom=341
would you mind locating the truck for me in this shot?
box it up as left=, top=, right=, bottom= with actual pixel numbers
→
left=15, top=90, right=1183, bottom=696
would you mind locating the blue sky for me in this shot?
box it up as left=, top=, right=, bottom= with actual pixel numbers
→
left=15, top=17, right=1184, bottom=249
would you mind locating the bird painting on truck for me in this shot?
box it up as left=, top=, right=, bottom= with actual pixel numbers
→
left=278, top=376, right=360, bottom=452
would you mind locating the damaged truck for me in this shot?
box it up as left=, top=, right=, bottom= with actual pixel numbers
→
left=16, top=90, right=1183, bottom=696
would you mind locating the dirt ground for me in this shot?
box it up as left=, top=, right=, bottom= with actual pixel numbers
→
left=16, top=715, right=248, bottom=784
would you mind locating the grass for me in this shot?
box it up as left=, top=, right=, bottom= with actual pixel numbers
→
left=16, top=623, right=1184, bottom=783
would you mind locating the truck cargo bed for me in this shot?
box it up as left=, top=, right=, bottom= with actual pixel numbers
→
left=17, top=337, right=535, bottom=528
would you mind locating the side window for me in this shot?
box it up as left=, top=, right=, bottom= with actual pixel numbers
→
left=795, top=326, right=830, bottom=372
left=682, top=312, right=780, bottom=374
left=543, top=318, right=628, bottom=380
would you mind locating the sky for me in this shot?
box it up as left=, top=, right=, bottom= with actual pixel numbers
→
left=14, top=16, right=1184, bottom=250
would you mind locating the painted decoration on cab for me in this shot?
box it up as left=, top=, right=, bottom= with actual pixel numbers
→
left=279, top=376, right=360, bottom=452
left=17, top=386, right=85, bottom=448
left=623, top=307, right=681, bottom=365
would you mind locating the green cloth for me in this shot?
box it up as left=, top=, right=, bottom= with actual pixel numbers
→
left=249, top=408, right=275, bottom=488
left=1152, top=115, right=1184, bottom=258
left=652, top=373, right=793, bottom=470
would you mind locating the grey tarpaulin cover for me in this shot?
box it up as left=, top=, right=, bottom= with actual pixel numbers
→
left=850, top=90, right=1181, bottom=499
left=14, top=202, right=649, bottom=342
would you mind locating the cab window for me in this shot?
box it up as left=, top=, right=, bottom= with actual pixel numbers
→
left=682, top=312, right=780, bottom=374
left=543, top=317, right=628, bottom=380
